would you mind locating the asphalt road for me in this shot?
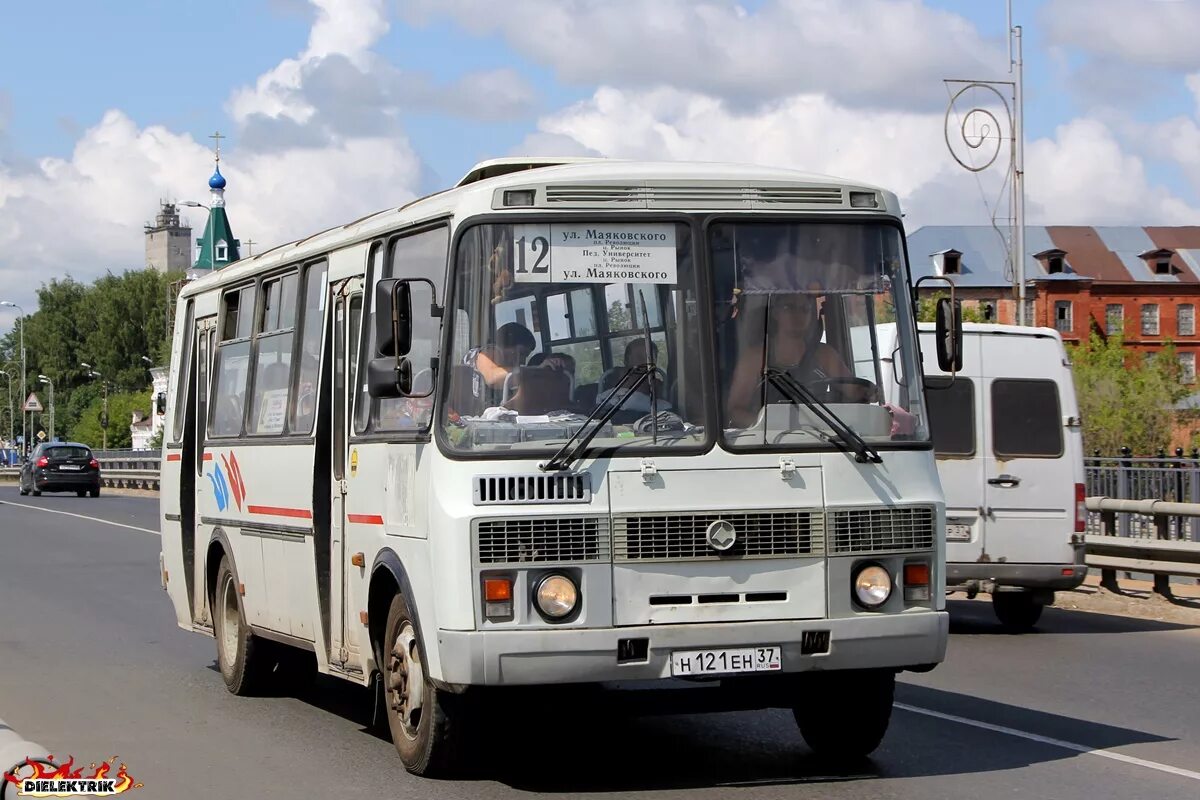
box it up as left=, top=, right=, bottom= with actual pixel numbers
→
left=1, top=485, right=1198, bottom=799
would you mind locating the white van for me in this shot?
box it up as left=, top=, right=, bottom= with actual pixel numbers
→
left=875, top=323, right=1087, bottom=629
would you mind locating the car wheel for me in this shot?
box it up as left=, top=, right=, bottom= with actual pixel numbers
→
left=77, top=490, right=86, bottom=497
left=90, top=486, right=101, bottom=498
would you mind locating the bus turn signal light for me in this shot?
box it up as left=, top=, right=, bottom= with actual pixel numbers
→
left=904, top=562, right=930, bottom=602
left=484, top=578, right=514, bottom=620
left=350, top=552, right=365, bottom=568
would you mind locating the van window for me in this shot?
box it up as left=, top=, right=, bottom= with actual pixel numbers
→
left=991, top=378, right=1063, bottom=458
left=924, top=376, right=974, bottom=456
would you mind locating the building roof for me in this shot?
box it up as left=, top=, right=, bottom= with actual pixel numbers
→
left=907, top=225, right=1200, bottom=287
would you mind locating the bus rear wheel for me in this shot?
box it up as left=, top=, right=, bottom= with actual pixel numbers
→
left=213, top=555, right=272, bottom=696
left=793, top=669, right=895, bottom=761
left=383, top=592, right=462, bottom=776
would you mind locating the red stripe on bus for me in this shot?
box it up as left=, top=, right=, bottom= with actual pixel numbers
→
left=202, top=453, right=214, bottom=462
left=166, top=453, right=182, bottom=462
left=247, top=505, right=313, bottom=520
left=347, top=514, right=385, bottom=525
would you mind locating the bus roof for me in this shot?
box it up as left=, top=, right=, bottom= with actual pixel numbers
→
left=179, top=158, right=897, bottom=298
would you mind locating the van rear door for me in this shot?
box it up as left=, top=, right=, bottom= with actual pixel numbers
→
left=922, top=332, right=986, bottom=563
left=981, top=333, right=1075, bottom=565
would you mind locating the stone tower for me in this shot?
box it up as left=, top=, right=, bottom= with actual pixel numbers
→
left=144, top=201, right=193, bottom=272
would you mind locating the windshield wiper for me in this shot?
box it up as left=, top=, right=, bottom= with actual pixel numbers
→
left=539, top=366, right=655, bottom=473
left=763, top=367, right=882, bottom=464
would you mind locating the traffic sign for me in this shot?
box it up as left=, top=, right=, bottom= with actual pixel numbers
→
left=23, top=392, right=43, bottom=413
left=36, top=430, right=46, bottom=441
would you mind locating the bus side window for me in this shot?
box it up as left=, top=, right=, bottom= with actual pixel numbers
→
left=249, top=271, right=298, bottom=435
left=291, top=261, right=328, bottom=435
left=210, top=285, right=256, bottom=437
left=370, top=226, right=448, bottom=433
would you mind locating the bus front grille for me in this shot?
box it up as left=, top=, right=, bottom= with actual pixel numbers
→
left=475, top=516, right=609, bottom=564
left=612, top=510, right=824, bottom=562
left=828, top=506, right=936, bottom=554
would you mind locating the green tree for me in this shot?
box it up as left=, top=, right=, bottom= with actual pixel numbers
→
left=70, top=390, right=149, bottom=450
left=915, top=292, right=987, bottom=323
left=1069, top=333, right=1186, bottom=455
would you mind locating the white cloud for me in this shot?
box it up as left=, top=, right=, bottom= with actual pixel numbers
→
left=521, top=85, right=1200, bottom=229
left=402, top=0, right=1002, bottom=110
left=1042, top=0, right=1200, bottom=71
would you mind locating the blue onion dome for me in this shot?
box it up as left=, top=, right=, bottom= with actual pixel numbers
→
left=208, top=166, right=227, bottom=190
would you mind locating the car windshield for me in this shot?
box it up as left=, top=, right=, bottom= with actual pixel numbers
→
left=44, top=446, right=91, bottom=459
left=440, top=221, right=708, bottom=455
left=710, top=221, right=929, bottom=450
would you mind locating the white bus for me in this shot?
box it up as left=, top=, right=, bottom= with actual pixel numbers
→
left=160, top=157, right=956, bottom=775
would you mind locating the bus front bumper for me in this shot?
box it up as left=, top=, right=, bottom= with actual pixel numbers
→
left=435, top=611, right=948, bottom=686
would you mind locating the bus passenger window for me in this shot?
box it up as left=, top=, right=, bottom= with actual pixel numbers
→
left=249, top=271, right=299, bottom=435
left=210, top=285, right=256, bottom=437
left=291, top=261, right=328, bottom=435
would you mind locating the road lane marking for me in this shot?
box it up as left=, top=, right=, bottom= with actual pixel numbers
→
left=897, top=702, right=1200, bottom=783
left=0, top=500, right=160, bottom=535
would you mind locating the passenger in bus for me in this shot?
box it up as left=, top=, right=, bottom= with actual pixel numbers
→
left=463, top=321, right=536, bottom=402
left=599, top=339, right=673, bottom=413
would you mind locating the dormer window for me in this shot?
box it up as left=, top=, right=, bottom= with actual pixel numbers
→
left=216, top=240, right=228, bottom=261
left=1034, top=248, right=1068, bottom=275
left=934, top=248, right=963, bottom=276
left=1139, top=247, right=1176, bottom=277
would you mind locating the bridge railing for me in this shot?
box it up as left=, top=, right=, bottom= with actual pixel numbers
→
left=1086, top=496, right=1200, bottom=596
left=1085, top=456, right=1200, bottom=541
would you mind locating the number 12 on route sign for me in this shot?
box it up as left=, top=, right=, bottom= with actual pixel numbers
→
left=512, top=224, right=552, bottom=283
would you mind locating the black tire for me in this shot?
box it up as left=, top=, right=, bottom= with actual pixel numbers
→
left=992, top=591, right=1044, bottom=631
left=18, top=485, right=28, bottom=496
left=383, top=592, right=463, bottom=776
left=76, top=490, right=86, bottom=497
left=212, top=555, right=273, bottom=695
left=31, top=489, right=41, bottom=497
left=89, top=486, right=101, bottom=498
left=793, top=669, right=895, bottom=761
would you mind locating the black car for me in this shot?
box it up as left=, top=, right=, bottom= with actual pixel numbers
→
left=19, top=442, right=102, bottom=497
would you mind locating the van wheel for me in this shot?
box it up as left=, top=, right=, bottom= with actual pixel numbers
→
left=383, top=592, right=463, bottom=776
left=213, top=555, right=273, bottom=695
left=793, top=669, right=894, bottom=761
left=993, top=591, right=1044, bottom=631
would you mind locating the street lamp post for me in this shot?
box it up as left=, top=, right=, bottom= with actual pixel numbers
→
left=81, top=363, right=109, bottom=450
left=180, top=200, right=211, bottom=269
left=37, top=375, right=54, bottom=443
left=0, top=369, right=12, bottom=450
left=1, top=300, right=27, bottom=457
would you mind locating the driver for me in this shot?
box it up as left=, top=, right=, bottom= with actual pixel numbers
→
left=726, top=290, right=856, bottom=427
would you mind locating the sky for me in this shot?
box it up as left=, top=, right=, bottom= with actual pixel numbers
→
left=4, top=0, right=1200, bottom=326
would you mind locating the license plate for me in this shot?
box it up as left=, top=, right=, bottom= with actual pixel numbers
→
left=60, top=464, right=82, bottom=471
left=946, top=523, right=972, bottom=541
left=670, top=646, right=781, bottom=676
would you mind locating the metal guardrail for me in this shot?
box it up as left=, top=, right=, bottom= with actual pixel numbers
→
left=1086, top=496, right=1200, bottom=596
left=0, top=450, right=160, bottom=491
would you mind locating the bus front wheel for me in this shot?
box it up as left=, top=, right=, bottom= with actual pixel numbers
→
left=213, top=555, right=272, bottom=695
left=792, top=669, right=894, bottom=761
left=383, top=592, right=463, bottom=776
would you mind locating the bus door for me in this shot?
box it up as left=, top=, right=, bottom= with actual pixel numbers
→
left=190, top=317, right=216, bottom=625
left=328, top=279, right=363, bottom=665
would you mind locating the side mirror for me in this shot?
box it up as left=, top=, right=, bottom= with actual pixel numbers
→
left=935, top=297, right=963, bottom=372
left=374, top=279, right=412, bottom=358
left=155, top=391, right=167, bottom=416
left=367, top=356, right=413, bottom=398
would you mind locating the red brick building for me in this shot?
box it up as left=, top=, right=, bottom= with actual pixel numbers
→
left=908, top=225, right=1200, bottom=384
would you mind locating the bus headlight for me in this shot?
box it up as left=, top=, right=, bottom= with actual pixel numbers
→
left=534, top=574, right=579, bottom=621
left=853, top=564, right=893, bottom=609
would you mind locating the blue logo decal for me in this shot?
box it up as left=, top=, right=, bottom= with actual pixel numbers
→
left=208, top=462, right=231, bottom=512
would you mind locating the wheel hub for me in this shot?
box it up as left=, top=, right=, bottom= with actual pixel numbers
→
left=387, top=623, right=424, bottom=737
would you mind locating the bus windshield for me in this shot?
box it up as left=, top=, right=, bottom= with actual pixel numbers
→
left=712, top=220, right=929, bottom=449
left=441, top=221, right=708, bottom=455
